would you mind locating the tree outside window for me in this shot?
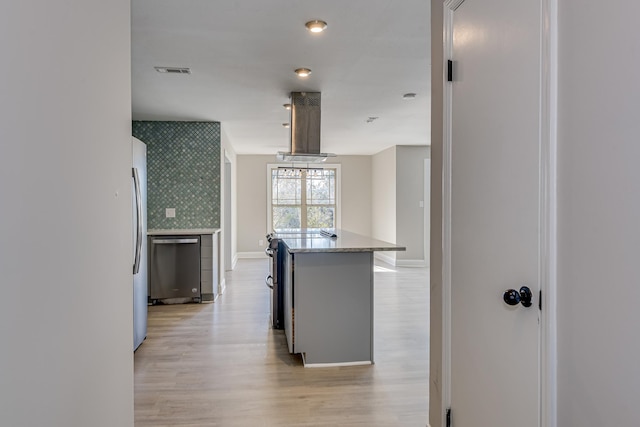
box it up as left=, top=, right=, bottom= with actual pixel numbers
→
left=271, top=168, right=336, bottom=230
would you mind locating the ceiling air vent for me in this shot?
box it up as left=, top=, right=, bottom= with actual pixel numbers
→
left=154, top=66, right=191, bottom=74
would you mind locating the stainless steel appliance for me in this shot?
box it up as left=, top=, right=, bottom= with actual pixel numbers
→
left=132, top=137, right=147, bottom=351
left=265, top=230, right=322, bottom=329
left=276, top=92, right=336, bottom=163
left=149, top=236, right=201, bottom=303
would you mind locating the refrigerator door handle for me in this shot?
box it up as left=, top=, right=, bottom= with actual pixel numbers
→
left=132, top=167, right=143, bottom=274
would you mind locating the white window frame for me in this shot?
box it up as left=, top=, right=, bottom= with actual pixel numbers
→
left=267, top=163, right=341, bottom=232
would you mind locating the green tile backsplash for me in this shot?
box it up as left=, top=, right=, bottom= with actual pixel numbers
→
left=132, top=121, right=220, bottom=230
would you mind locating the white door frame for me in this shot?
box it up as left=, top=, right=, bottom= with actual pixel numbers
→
left=440, top=1, right=558, bottom=426
left=425, top=158, right=431, bottom=268
left=224, top=151, right=233, bottom=272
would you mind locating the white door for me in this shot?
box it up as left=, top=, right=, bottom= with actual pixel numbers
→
left=445, top=0, right=545, bottom=425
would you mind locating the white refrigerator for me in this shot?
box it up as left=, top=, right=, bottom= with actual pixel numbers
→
left=132, top=137, right=147, bottom=351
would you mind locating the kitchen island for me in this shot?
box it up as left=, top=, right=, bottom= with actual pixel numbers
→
left=278, top=229, right=405, bottom=367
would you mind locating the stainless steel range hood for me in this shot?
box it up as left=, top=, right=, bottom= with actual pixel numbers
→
left=276, top=92, right=336, bottom=163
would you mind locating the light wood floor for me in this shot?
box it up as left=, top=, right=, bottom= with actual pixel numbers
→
left=134, top=258, right=429, bottom=426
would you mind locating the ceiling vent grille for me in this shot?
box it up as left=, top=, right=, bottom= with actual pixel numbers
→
left=154, top=66, right=191, bottom=74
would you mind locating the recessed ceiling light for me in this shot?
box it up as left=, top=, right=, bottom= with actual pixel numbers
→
left=283, top=103, right=292, bottom=110
left=282, top=123, right=291, bottom=128
left=154, top=66, right=191, bottom=74
left=294, top=68, right=312, bottom=77
left=305, top=20, right=328, bottom=33
left=403, top=93, right=417, bottom=99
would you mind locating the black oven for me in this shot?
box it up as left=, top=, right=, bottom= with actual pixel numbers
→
left=265, top=233, right=284, bottom=329
left=265, top=230, right=323, bottom=329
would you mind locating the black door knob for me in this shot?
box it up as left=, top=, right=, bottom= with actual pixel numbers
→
left=503, top=286, right=533, bottom=307
left=503, top=289, right=521, bottom=306
left=518, top=286, right=533, bottom=307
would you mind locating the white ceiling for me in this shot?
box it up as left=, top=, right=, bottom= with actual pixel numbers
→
left=131, top=0, right=431, bottom=156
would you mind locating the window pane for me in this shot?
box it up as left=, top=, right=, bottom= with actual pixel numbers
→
left=271, top=167, right=337, bottom=231
left=273, top=206, right=301, bottom=229
left=307, top=206, right=335, bottom=228
left=273, top=170, right=301, bottom=205
left=307, top=169, right=335, bottom=205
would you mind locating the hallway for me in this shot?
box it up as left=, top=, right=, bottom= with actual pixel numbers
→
left=134, top=258, right=429, bottom=426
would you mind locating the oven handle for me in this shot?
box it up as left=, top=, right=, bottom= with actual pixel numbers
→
left=265, top=275, right=274, bottom=289
left=265, top=247, right=275, bottom=257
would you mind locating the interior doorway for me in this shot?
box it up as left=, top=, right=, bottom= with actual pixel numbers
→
left=224, top=152, right=232, bottom=272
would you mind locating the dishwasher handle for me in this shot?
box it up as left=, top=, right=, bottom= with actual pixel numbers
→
left=152, top=238, right=199, bottom=244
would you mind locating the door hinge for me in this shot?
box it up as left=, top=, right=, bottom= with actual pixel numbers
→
left=447, top=60, right=453, bottom=82
left=446, top=408, right=451, bottom=427
left=539, top=290, right=542, bottom=311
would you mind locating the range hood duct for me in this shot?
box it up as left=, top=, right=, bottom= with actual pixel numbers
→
left=276, top=92, right=336, bottom=163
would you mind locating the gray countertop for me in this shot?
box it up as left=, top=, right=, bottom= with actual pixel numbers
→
left=147, top=228, right=220, bottom=236
left=281, top=229, right=406, bottom=253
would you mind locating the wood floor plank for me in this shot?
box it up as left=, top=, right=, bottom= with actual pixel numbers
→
left=135, top=258, right=429, bottom=426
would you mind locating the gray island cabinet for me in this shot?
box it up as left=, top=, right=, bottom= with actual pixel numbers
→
left=280, top=230, right=405, bottom=367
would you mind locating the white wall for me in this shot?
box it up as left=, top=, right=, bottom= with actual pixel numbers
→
left=220, top=125, right=237, bottom=272
left=372, top=146, right=430, bottom=266
left=236, top=155, right=372, bottom=254
left=396, top=145, right=430, bottom=262
left=237, top=155, right=271, bottom=254
left=556, top=2, right=640, bottom=425
left=0, top=1, right=133, bottom=426
left=336, top=156, right=372, bottom=236
left=372, top=146, right=397, bottom=257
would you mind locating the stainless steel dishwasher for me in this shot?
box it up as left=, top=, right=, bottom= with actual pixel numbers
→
left=149, top=236, right=201, bottom=304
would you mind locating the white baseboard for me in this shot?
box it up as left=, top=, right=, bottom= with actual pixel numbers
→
left=236, top=251, right=267, bottom=259
left=225, top=256, right=239, bottom=271
left=374, top=251, right=396, bottom=266
left=396, top=259, right=428, bottom=268
left=374, top=252, right=428, bottom=268
left=218, top=278, right=226, bottom=295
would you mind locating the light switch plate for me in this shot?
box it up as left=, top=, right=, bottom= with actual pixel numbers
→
left=165, top=208, right=176, bottom=218
left=419, top=201, right=424, bottom=208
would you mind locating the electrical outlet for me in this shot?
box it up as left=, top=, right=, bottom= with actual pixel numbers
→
left=258, top=239, right=264, bottom=247
left=165, top=208, right=176, bottom=218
